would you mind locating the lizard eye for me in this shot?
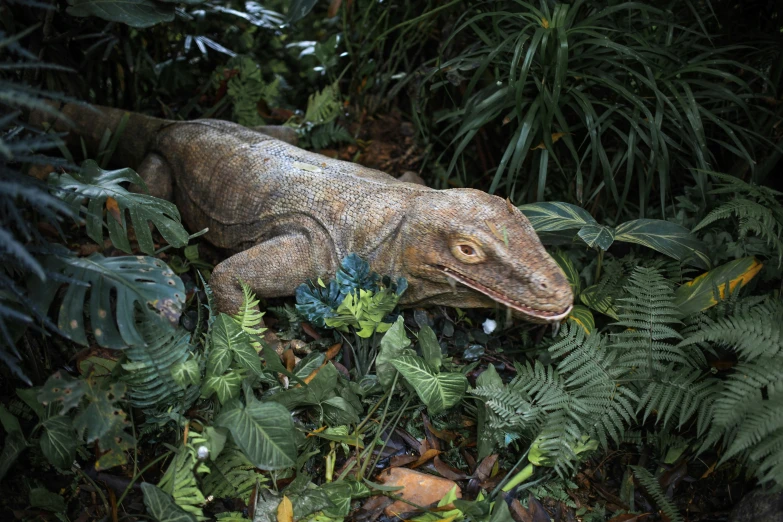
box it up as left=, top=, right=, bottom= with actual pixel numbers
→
left=450, top=240, right=485, bottom=263
left=459, top=245, right=475, bottom=256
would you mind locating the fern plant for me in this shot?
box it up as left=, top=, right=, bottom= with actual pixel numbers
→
left=694, top=171, right=783, bottom=266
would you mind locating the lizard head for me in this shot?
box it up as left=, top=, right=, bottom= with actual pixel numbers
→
left=403, top=189, right=573, bottom=323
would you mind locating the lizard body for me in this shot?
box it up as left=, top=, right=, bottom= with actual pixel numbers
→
left=34, top=104, right=573, bottom=322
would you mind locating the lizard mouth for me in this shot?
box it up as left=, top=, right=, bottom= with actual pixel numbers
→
left=436, top=265, right=572, bottom=322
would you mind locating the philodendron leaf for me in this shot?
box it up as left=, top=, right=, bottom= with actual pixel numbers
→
left=215, top=388, right=297, bottom=470
left=141, top=483, right=198, bottom=522
left=201, top=371, right=243, bottom=404
left=518, top=201, right=597, bottom=231
left=376, top=316, right=413, bottom=389
left=390, top=355, right=468, bottom=414
left=418, top=326, right=442, bottom=369
left=208, top=314, right=262, bottom=377
left=50, top=160, right=188, bottom=254
left=614, top=219, right=711, bottom=269
left=40, top=416, right=77, bottom=469
left=30, top=251, right=185, bottom=348
left=674, top=256, right=763, bottom=316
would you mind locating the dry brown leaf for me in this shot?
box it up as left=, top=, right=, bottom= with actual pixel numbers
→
left=277, top=496, right=293, bottom=522
left=282, top=348, right=296, bottom=372
left=325, top=342, right=342, bottom=361
left=389, top=455, right=418, bottom=468
left=409, top=448, right=441, bottom=469
left=531, top=132, right=567, bottom=150
left=105, top=197, right=122, bottom=225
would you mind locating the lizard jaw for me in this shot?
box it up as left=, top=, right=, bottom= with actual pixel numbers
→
left=437, top=266, right=573, bottom=323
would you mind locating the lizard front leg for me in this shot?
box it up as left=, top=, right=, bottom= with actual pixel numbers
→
left=210, top=232, right=337, bottom=314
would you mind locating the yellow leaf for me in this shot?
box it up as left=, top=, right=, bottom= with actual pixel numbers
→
left=485, top=221, right=509, bottom=246
left=541, top=17, right=550, bottom=29
left=531, top=132, right=567, bottom=150
left=277, top=495, right=293, bottom=522
left=674, top=257, right=763, bottom=316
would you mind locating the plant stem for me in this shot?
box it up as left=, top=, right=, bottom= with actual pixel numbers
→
left=116, top=450, right=173, bottom=508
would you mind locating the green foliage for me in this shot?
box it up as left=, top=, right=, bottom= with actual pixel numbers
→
left=30, top=250, right=186, bottom=348
left=141, top=482, right=198, bottom=522
left=38, top=372, right=134, bottom=470
left=51, top=160, right=189, bottom=255
left=158, top=441, right=209, bottom=520
left=520, top=201, right=710, bottom=268
left=216, top=56, right=281, bottom=127
left=201, top=444, right=261, bottom=504
left=390, top=355, right=468, bottom=414
left=694, top=171, right=783, bottom=265
left=120, top=323, right=200, bottom=415
left=422, top=0, right=772, bottom=216
left=214, top=384, right=298, bottom=470
left=630, top=466, right=684, bottom=522
left=232, top=280, right=266, bottom=337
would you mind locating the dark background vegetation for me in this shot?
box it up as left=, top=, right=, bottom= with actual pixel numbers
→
left=1, top=1, right=782, bottom=521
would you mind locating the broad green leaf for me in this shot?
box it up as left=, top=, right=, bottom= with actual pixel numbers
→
left=418, top=326, right=442, bottom=369
left=476, top=364, right=503, bottom=389
left=0, top=403, right=22, bottom=433
left=16, top=388, right=45, bottom=419
left=29, top=488, right=66, bottom=513
left=580, top=284, right=619, bottom=320
left=215, top=390, right=297, bottom=470
left=322, top=397, right=360, bottom=426
left=202, top=371, right=243, bottom=404
left=578, top=224, right=615, bottom=250
left=550, top=250, right=581, bottom=298
left=615, top=219, right=710, bottom=269
left=171, top=358, right=200, bottom=388
left=376, top=316, right=413, bottom=389
left=141, top=483, right=198, bottom=522
left=567, top=305, right=595, bottom=334
left=72, top=381, right=134, bottom=470
left=489, top=494, right=514, bottom=522
left=674, top=257, right=762, bottom=316
left=209, top=314, right=262, bottom=377
left=322, top=480, right=372, bottom=518
left=67, top=0, right=175, bottom=28
left=518, top=201, right=597, bottom=232
left=390, top=355, right=468, bottom=414
left=40, top=416, right=77, bottom=469
left=51, top=160, right=188, bottom=254
left=30, top=252, right=185, bottom=348
left=38, top=372, right=88, bottom=414
left=202, top=427, right=228, bottom=461
left=306, top=362, right=339, bottom=403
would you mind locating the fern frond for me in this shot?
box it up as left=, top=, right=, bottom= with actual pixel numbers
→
left=232, top=281, right=266, bottom=337
left=202, top=444, right=264, bottom=503
left=121, top=324, right=200, bottom=416
left=630, top=466, right=684, bottom=522
left=679, top=300, right=783, bottom=360
left=612, top=267, right=694, bottom=376
left=158, top=444, right=208, bottom=520
left=303, top=83, right=341, bottom=126
left=636, top=365, right=715, bottom=429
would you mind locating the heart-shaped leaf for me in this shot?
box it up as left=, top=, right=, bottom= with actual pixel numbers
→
left=40, top=416, right=77, bottom=469
left=376, top=316, right=412, bottom=389
left=141, top=483, right=197, bottom=522
left=215, top=388, right=297, bottom=470
left=390, top=355, right=467, bottom=414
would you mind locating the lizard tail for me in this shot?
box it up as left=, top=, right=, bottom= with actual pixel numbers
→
left=28, top=102, right=169, bottom=168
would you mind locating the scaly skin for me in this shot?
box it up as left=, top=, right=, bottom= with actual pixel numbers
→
left=33, top=104, right=574, bottom=322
